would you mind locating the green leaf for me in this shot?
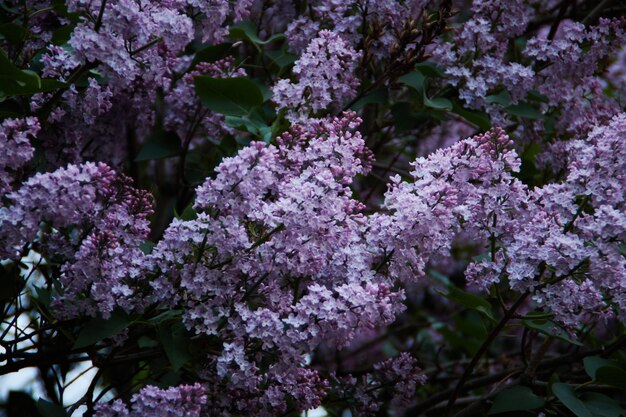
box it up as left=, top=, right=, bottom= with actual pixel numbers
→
left=32, top=282, right=62, bottom=313
left=0, top=61, right=39, bottom=95
left=51, top=25, right=73, bottom=45
left=228, top=21, right=285, bottom=45
left=522, top=319, right=583, bottom=346
left=398, top=71, right=425, bottom=92
left=382, top=340, right=399, bottom=357
left=270, top=112, right=289, bottom=138
left=506, top=102, right=543, bottom=119
left=0, top=262, right=24, bottom=304
left=251, top=79, right=272, bottom=102
left=391, top=102, right=431, bottom=132
left=581, top=393, right=626, bottom=417
left=158, top=320, right=191, bottom=371
left=0, top=23, right=27, bottom=45
left=426, top=268, right=451, bottom=286
left=488, top=386, right=545, bottom=415
left=225, top=108, right=273, bottom=141
left=33, top=286, right=52, bottom=308
left=7, top=391, right=39, bottom=417
left=135, top=130, right=182, bottom=161
left=0, top=77, right=64, bottom=97
left=553, top=382, right=593, bottom=417
left=424, top=96, right=452, bottom=111
left=175, top=204, right=198, bottom=221
left=436, top=325, right=481, bottom=355
left=195, top=76, right=264, bottom=116
left=39, top=78, right=66, bottom=92
left=0, top=49, right=65, bottom=97
left=265, top=49, right=297, bottom=70
left=584, top=356, right=618, bottom=379
left=452, top=102, right=491, bottom=130
left=486, top=90, right=512, bottom=107
left=351, top=88, right=388, bottom=110
left=455, top=312, right=487, bottom=339
left=596, top=366, right=626, bottom=390
left=527, top=90, right=549, bottom=103
left=192, top=43, right=232, bottom=66
left=437, top=287, right=494, bottom=321
left=73, top=310, right=130, bottom=349
left=415, top=62, right=445, bottom=78
left=391, top=102, right=417, bottom=132
left=399, top=70, right=452, bottom=110
left=138, top=336, right=159, bottom=348
left=149, top=309, right=182, bottom=325
left=139, top=240, right=154, bottom=255
left=37, top=399, right=67, bottom=417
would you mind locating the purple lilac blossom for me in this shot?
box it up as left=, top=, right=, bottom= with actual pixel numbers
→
left=0, top=117, right=39, bottom=196
left=273, top=30, right=361, bottom=121
left=149, top=113, right=407, bottom=415
left=94, top=383, right=207, bottom=417
left=0, top=162, right=153, bottom=318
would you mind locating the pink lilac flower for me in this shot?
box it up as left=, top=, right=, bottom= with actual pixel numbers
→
left=369, top=128, right=523, bottom=282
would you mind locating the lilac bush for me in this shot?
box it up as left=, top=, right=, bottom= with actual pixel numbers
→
left=0, top=1, right=624, bottom=417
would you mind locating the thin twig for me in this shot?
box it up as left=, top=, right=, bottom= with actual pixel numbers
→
left=443, top=291, right=530, bottom=416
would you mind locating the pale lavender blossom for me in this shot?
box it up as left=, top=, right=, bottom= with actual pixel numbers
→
left=149, top=113, right=403, bottom=415
left=273, top=30, right=361, bottom=121
left=0, top=162, right=153, bottom=318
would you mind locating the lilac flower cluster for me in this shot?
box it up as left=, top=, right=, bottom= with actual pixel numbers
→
left=434, top=0, right=626, bottom=140
left=66, top=0, right=193, bottom=88
left=285, top=0, right=429, bottom=57
left=0, top=162, right=153, bottom=318
left=273, top=30, right=361, bottom=121
left=376, top=117, right=626, bottom=327
left=29, top=0, right=255, bottom=168
left=149, top=113, right=407, bottom=415
left=0, top=117, right=39, bottom=195
left=525, top=18, right=626, bottom=139
left=337, top=353, right=426, bottom=415
left=94, top=383, right=206, bottom=417
left=433, top=0, right=535, bottom=110
left=463, top=116, right=625, bottom=327
left=369, top=127, right=523, bottom=281
left=2, top=0, right=626, bottom=415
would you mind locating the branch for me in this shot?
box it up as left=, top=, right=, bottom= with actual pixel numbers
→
left=582, top=0, right=615, bottom=25
left=443, top=291, right=530, bottom=416
left=0, top=352, right=91, bottom=376
left=405, top=334, right=626, bottom=416
left=94, top=0, right=108, bottom=32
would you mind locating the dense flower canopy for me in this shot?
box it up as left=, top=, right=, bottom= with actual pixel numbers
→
left=0, top=0, right=624, bottom=416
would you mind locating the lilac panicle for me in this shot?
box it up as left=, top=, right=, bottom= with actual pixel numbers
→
left=0, top=117, right=39, bottom=196
left=273, top=30, right=361, bottom=121
left=150, top=113, right=405, bottom=415
left=94, top=383, right=207, bottom=417
left=0, top=162, right=153, bottom=318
